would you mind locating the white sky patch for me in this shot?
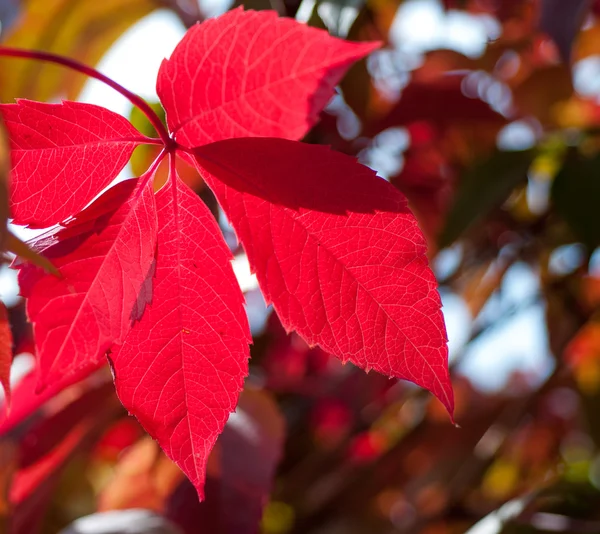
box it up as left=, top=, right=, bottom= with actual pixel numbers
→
left=390, top=0, right=499, bottom=57
left=456, top=264, right=553, bottom=392
left=574, top=55, right=600, bottom=97
left=0, top=265, right=20, bottom=307
left=440, top=292, right=471, bottom=363
left=231, top=254, right=259, bottom=293
left=199, top=0, right=234, bottom=19
left=464, top=498, right=527, bottom=534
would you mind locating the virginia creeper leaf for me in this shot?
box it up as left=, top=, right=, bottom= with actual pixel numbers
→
left=0, top=302, right=12, bottom=408
left=0, top=100, right=146, bottom=227
left=194, top=137, right=454, bottom=415
left=21, top=172, right=143, bottom=258
left=157, top=7, right=378, bottom=147
left=112, top=174, right=251, bottom=499
left=18, top=178, right=157, bottom=391
left=3, top=9, right=456, bottom=506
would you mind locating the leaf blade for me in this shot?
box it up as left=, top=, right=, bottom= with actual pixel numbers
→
left=157, top=8, right=378, bottom=147
left=18, top=178, right=158, bottom=391
left=112, top=175, right=251, bottom=499
left=194, top=137, right=454, bottom=415
left=1, top=100, right=145, bottom=227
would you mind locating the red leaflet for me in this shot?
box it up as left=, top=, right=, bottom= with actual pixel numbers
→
left=112, top=173, right=251, bottom=498
left=194, top=137, right=454, bottom=414
left=0, top=100, right=146, bottom=227
left=0, top=302, right=12, bottom=408
left=18, top=178, right=157, bottom=391
left=370, top=73, right=505, bottom=135
left=157, top=7, right=378, bottom=147
left=9, top=381, right=119, bottom=534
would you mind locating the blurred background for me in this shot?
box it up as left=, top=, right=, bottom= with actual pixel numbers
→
left=2, top=0, right=600, bottom=533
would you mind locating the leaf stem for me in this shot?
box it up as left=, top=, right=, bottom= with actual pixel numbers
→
left=0, top=46, right=172, bottom=147
left=169, top=151, right=177, bottom=184
left=138, top=148, right=168, bottom=195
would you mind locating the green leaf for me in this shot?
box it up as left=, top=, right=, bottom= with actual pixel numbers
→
left=439, top=150, right=534, bottom=248
left=552, top=149, right=600, bottom=248
left=128, top=100, right=166, bottom=177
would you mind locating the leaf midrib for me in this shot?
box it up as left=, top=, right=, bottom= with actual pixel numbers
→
left=198, top=156, right=449, bottom=407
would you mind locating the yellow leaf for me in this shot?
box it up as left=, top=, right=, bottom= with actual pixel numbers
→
left=512, top=65, right=573, bottom=126
left=574, top=22, right=600, bottom=62
left=482, top=459, right=520, bottom=500
left=0, top=120, right=9, bottom=253
left=0, top=0, right=160, bottom=102
left=7, top=231, right=60, bottom=276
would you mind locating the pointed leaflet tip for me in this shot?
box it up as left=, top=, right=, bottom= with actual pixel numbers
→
left=157, top=8, right=379, bottom=147
left=194, top=137, right=454, bottom=417
left=111, top=175, right=251, bottom=499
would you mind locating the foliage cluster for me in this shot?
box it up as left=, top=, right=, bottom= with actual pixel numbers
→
left=0, top=1, right=600, bottom=534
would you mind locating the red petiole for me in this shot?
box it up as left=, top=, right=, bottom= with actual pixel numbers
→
left=0, top=46, right=179, bottom=152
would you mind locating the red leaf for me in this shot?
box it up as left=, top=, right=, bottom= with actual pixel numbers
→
left=9, top=380, right=118, bottom=534
left=0, top=100, right=146, bottom=227
left=194, top=138, right=454, bottom=415
left=370, top=73, right=505, bottom=135
left=112, top=174, right=251, bottom=499
left=17, top=383, right=114, bottom=471
left=10, top=423, right=90, bottom=531
left=0, top=302, right=12, bottom=409
left=157, top=8, right=378, bottom=148
left=213, top=388, right=285, bottom=534
left=18, top=178, right=158, bottom=391
left=0, top=365, right=105, bottom=434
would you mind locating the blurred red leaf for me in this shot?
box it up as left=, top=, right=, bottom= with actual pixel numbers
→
left=0, top=364, right=105, bottom=435
left=539, top=0, right=592, bottom=62
left=371, top=73, right=506, bottom=135
left=9, top=380, right=118, bottom=534
left=0, top=302, right=12, bottom=409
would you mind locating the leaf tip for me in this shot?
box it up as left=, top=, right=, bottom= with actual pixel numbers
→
left=436, top=387, right=455, bottom=424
